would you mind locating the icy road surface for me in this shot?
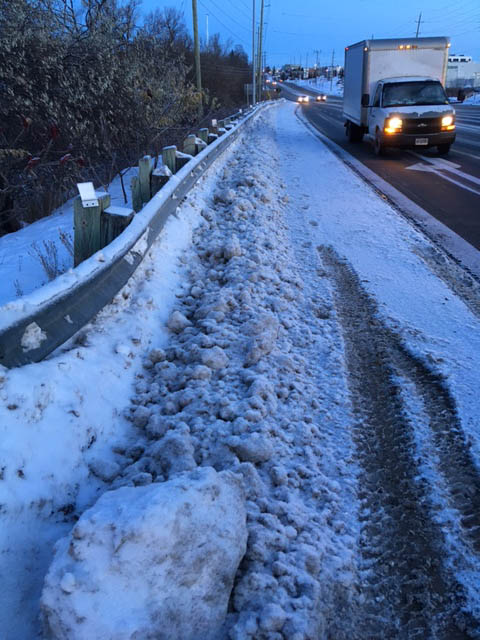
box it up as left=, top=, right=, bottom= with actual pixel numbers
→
left=2, top=100, right=480, bottom=638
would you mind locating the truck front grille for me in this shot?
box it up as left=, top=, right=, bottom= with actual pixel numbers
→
left=403, top=117, right=442, bottom=135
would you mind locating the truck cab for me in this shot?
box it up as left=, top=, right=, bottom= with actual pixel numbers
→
left=367, top=76, right=455, bottom=155
left=343, top=37, right=456, bottom=156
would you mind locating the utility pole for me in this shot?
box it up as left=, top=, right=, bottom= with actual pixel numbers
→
left=415, top=12, right=422, bottom=38
left=330, top=49, right=334, bottom=93
left=252, top=0, right=256, bottom=106
left=192, top=0, right=202, bottom=118
left=257, top=0, right=265, bottom=102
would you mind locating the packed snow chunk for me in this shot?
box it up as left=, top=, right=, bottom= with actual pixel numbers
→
left=245, top=313, right=279, bottom=366
left=201, top=345, right=229, bottom=370
left=167, top=310, right=192, bottom=333
left=21, top=321, right=47, bottom=352
left=149, top=427, right=197, bottom=476
left=223, top=235, right=242, bottom=260
left=88, top=458, right=120, bottom=482
left=41, top=467, right=248, bottom=640
left=227, top=433, right=273, bottom=464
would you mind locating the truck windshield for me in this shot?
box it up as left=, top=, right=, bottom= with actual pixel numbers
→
left=382, top=81, right=448, bottom=107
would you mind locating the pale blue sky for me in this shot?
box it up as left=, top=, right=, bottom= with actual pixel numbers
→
left=140, top=0, right=480, bottom=67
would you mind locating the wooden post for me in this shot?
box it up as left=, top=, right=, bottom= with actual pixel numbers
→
left=138, top=155, right=152, bottom=203
left=198, top=128, right=209, bottom=144
left=217, top=119, right=225, bottom=130
left=183, top=134, right=197, bottom=156
left=73, top=195, right=102, bottom=267
left=162, top=145, right=177, bottom=174
left=195, top=139, right=207, bottom=154
left=207, top=133, right=218, bottom=145
left=151, top=166, right=172, bottom=195
left=131, top=176, right=142, bottom=212
left=100, top=205, right=134, bottom=247
left=97, top=191, right=111, bottom=212
left=175, top=151, right=191, bottom=173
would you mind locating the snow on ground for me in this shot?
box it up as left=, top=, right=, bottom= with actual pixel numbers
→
left=293, top=77, right=344, bottom=97
left=2, top=100, right=480, bottom=638
left=464, top=92, right=480, bottom=105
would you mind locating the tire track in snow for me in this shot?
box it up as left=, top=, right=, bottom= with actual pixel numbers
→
left=319, top=245, right=478, bottom=639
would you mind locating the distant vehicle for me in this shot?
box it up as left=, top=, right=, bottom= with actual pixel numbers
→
left=297, top=95, right=310, bottom=103
left=343, top=37, right=456, bottom=155
left=316, top=94, right=327, bottom=102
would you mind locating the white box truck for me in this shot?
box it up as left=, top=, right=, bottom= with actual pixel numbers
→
left=343, top=37, right=456, bottom=155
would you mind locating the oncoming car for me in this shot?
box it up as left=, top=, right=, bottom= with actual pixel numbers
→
left=297, top=95, right=309, bottom=103
left=316, top=94, right=327, bottom=102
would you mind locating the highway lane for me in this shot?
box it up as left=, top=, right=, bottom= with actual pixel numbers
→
left=282, top=83, right=480, bottom=251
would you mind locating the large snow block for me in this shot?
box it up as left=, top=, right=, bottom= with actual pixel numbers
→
left=41, top=467, right=247, bottom=640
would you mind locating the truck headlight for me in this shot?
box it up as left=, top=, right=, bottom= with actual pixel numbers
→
left=441, top=115, right=455, bottom=130
left=384, top=117, right=403, bottom=134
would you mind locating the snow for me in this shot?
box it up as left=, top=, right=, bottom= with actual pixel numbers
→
left=41, top=467, right=247, bottom=640
left=463, top=92, right=480, bottom=105
left=1, top=100, right=480, bottom=638
left=292, top=76, right=344, bottom=97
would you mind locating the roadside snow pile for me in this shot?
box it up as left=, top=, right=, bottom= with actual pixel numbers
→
left=41, top=467, right=247, bottom=640
left=463, top=92, right=480, bottom=105
left=50, top=109, right=358, bottom=639
left=294, top=77, right=344, bottom=97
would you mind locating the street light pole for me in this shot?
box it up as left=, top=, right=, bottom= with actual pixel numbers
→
left=252, top=0, right=256, bottom=106
left=192, top=0, right=202, bottom=118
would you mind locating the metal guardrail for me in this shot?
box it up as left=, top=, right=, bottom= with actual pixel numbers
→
left=0, top=104, right=267, bottom=368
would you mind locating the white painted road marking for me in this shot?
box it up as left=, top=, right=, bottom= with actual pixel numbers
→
left=406, top=152, right=480, bottom=195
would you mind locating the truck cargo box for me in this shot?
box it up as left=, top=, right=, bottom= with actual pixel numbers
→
left=343, top=37, right=450, bottom=127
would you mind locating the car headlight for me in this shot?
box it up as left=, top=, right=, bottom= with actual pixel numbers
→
left=441, top=114, right=455, bottom=130
left=384, top=117, right=403, bottom=134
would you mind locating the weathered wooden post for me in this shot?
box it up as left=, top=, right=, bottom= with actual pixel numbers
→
left=211, top=119, right=218, bottom=135
left=138, top=155, right=152, bottom=204
left=131, top=176, right=142, bottom=212
left=151, top=165, right=172, bottom=196
left=207, top=132, right=218, bottom=144
left=74, top=196, right=101, bottom=267
left=74, top=182, right=110, bottom=267
left=183, top=134, right=197, bottom=156
left=162, top=145, right=177, bottom=174
left=100, top=205, right=134, bottom=247
left=198, top=128, right=209, bottom=144
left=175, top=152, right=191, bottom=173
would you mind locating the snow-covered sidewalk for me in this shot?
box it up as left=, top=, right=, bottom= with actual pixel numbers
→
left=2, top=100, right=480, bottom=639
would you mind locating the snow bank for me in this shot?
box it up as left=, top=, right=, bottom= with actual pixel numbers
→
left=41, top=467, right=247, bottom=640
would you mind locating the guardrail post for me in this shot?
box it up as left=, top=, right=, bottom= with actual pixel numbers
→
left=175, top=152, right=191, bottom=172
left=151, top=166, right=172, bottom=195
left=101, top=206, right=134, bottom=247
left=184, top=134, right=197, bottom=156
left=207, top=132, right=218, bottom=144
left=198, top=128, right=209, bottom=144
left=131, top=176, right=142, bottom=212
left=74, top=196, right=101, bottom=266
left=138, top=155, right=152, bottom=204
left=162, top=145, right=177, bottom=174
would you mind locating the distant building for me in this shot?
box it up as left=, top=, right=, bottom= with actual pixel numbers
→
left=446, top=54, right=480, bottom=88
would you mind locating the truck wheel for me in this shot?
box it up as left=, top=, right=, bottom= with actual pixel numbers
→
left=437, top=144, right=451, bottom=155
left=346, top=121, right=363, bottom=143
left=374, top=130, right=385, bottom=156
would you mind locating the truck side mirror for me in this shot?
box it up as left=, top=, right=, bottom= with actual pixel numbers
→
left=361, top=93, right=370, bottom=107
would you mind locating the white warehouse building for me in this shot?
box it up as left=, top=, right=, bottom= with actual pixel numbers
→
left=446, top=54, right=480, bottom=88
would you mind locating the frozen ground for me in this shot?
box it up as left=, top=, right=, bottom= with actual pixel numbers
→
left=1, top=100, right=480, bottom=638
left=291, top=77, right=344, bottom=97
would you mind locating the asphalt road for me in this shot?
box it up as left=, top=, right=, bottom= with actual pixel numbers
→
left=281, top=82, right=480, bottom=251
